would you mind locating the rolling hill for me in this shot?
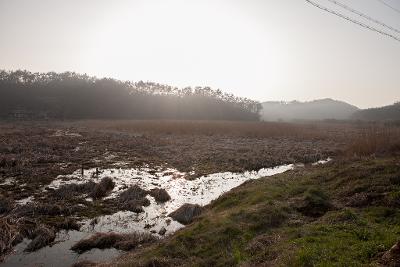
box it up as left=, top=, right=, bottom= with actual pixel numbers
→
left=352, top=102, right=400, bottom=121
left=261, top=98, right=359, bottom=121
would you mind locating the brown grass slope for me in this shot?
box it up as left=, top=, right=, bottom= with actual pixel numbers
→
left=105, top=156, right=400, bottom=267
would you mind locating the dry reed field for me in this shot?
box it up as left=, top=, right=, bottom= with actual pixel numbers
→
left=1, top=119, right=400, bottom=263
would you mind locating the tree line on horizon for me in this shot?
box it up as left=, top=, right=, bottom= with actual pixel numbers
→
left=0, top=70, right=262, bottom=121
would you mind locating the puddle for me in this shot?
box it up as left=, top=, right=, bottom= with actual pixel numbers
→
left=2, top=230, right=120, bottom=267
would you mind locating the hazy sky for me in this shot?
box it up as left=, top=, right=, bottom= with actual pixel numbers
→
left=0, top=0, right=399, bottom=108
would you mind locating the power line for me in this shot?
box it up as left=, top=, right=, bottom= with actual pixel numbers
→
left=305, top=0, right=400, bottom=42
left=326, top=0, right=400, bottom=34
left=376, top=0, right=400, bottom=15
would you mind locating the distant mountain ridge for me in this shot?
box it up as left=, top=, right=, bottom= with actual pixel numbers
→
left=352, top=102, right=400, bottom=121
left=261, top=98, right=359, bottom=121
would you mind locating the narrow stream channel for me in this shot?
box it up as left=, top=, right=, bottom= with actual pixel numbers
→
left=1, top=159, right=331, bottom=267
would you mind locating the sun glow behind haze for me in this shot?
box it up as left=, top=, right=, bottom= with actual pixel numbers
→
left=82, top=1, right=281, bottom=94
left=0, top=0, right=400, bottom=108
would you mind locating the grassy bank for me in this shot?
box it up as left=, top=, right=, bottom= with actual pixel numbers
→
left=109, top=157, right=400, bottom=266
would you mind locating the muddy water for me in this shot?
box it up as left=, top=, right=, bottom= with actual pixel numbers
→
left=2, top=159, right=331, bottom=266
left=2, top=231, right=120, bottom=267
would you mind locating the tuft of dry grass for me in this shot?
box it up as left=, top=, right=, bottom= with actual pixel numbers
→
left=53, top=181, right=97, bottom=200
left=90, top=177, right=115, bottom=200
left=149, top=188, right=171, bottom=203
left=25, top=226, right=56, bottom=252
left=71, top=232, right=157, bottom=253
left=0, top=217, right=21, bottom=260
left=118, top=185, right=151, bottom=213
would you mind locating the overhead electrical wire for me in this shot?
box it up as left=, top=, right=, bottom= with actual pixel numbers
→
left=305, top=0, right=400, bottom=42
left=376, top=0, right=400, bottom=15
left=326, top=0, right=400, bottom=34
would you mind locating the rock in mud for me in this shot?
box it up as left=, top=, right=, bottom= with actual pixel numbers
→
left=158, top=227, right=167, bottom=236
left=25, top=226, right=56, bottom=252
left=168, top=203, right=203, bottom=225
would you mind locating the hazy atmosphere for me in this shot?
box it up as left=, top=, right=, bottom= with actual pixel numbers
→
left=1, top=0, right=399, bottom=108
left=1, top=1, right=400, bottom=267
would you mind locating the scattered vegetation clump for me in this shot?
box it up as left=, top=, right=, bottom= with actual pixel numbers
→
left=380, top=240, right=400, bottom=266
left=14, top=203, right=71, bottom=217
left=122, top=199, right=151, bottom=213
left=54, top=218, right=80, bottom=231
left=117, top=185, right=151, bottom=213
left=52, top=181, right=96, bottom=200
left=149, top=188, right=171, bottom=203
left=0, top=217, right=20, bottom=260
left=119, top=185, right=148, bottom=202
left=0, top=197, right=13, bottom=214
left=168, top=204, right=203, bottom=225
left=90, top=177, right=115, bottom=199
left=71, top=232, right=156, bottom=253
left=24, top=226, right=56, bottom=252
left=297, top=187, right=333, bottom=217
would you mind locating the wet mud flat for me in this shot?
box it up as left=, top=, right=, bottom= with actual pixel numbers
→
left=0, top=121, right=344, bottom=265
